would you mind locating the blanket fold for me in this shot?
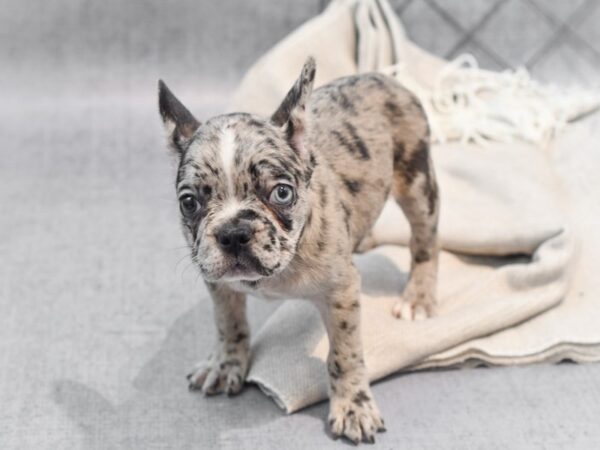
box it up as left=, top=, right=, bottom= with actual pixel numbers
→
left=228, top=0, right=600, bottom=413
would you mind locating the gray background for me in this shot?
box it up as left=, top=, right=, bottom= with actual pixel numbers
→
left=1, top=0, right=599, bottom=448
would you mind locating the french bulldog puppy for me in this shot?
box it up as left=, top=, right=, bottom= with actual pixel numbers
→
left=158, top=57, right=439, bottom=444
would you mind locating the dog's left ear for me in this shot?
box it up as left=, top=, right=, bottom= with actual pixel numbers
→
left=270, top=57, right=316, bottom=156
left=158, top=80, right=200, bottom=154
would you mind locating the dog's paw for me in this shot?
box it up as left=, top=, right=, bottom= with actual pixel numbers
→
left=328, top=390, right=385, bottom=444
left=392, top=280, right=436, bottom=321
left=187, top=351, right=249, bottom=395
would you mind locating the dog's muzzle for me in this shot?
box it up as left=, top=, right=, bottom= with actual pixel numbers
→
left=215, top=221, right=254, bottom=257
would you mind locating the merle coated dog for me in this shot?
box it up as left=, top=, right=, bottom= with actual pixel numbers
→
left=158, top=57, right=439, bottom=444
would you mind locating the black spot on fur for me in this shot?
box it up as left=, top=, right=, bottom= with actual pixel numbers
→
left=265, top=137, right=277, bottom=149
left=384, top=100, right=403, bottom=117
left=271, top=170, right=298, bottom=184
left=414, top=249, right=431, bottom=264
left=205, top=163, right=219, bottom=177
left=285, top=120, right=295, bottom=142
left=353, top=390, right=370, bottom=407
left=395, top=139, right=432, bottom=186
left=307, top=65, right=316, bottom=83
left=341, top=202, right=352, bottom=234
left=340, top=321, right=348, bottom=330
left=344, top=122, right=370, bottom=160
left=257, top=156, right=299, bottom=185
left=234, top=332, right=248, bottom=343
left=236, top=209, right=259, bottom=222
left=424, top=179, right=438, bottom=216
left=328, top=360, right=343, bottom=380
left=248, top=118, right=263, bottom=128
left=263, top=244, right=272, bottom=251
left=244, top=251, right=274, bottom=277
left=407, top=140, right=429, bottom=181
left=342, top=177, right=362, bottom=195
left=393, top=141, right=405, bottom=167
left=268, top=228, right=276, bottom=245
left=202, top=185, right=212, bottom=196
left=303, top=168, right=313, bottom=185
left=273, top=209, right=293, bottom=232
left=324, top=86, right=357, bottom=114
left=338, top=91, right=355, bottom=113
left=399, top=139, right=438, bottom=215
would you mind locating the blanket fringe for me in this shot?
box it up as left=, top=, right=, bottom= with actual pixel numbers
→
left=356, top=0, right=600, bottom=147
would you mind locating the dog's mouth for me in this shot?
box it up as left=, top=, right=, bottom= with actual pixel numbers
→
left=225, top=261, right=259, bottom=280
left=198, top=245, right=285, bottom=283
left=220, top=256, right=267, bottom=282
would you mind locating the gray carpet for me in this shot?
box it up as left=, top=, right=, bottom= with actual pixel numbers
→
left=2, top=1, right=600, bottom=448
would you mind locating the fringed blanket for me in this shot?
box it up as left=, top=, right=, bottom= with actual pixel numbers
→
left=229, top=0, right=600, bottom=413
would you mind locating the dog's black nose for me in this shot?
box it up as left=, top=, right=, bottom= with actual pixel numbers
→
left=216, top=222, right=253, bottom=255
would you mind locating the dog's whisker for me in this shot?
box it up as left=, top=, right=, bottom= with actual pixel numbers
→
left=174, top=253, right=193, bottom=272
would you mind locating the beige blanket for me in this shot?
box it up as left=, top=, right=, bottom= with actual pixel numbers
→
left=229, top=0, right=600, bottom=413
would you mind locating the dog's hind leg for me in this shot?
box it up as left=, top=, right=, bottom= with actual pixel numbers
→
left=391, top=136, right=440, bottom=320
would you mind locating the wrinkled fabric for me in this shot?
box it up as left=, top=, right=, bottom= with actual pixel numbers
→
left=229, top=0, right=600, bottom=413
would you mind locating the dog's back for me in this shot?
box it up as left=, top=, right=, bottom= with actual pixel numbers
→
left=306, top=73, right=431, bottom=249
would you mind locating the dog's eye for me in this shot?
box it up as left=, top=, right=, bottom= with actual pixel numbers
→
left=179, top=194, right=200, bottom=216
left=270, top=184, right=294, bottom=206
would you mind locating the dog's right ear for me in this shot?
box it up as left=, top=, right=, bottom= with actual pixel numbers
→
left=158, top=80, right=200, bottom=154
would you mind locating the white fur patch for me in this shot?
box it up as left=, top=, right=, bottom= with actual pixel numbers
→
left=219, top=198, right=242, bottom=220
left=220, top=128, right=237, bottom=196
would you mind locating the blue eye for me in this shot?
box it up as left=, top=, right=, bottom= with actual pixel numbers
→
left=270, top=184, right=294, bottom=206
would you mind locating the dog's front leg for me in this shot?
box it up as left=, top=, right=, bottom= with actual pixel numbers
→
left=187, top=282, right=250, bottom=395
left=315, top=266, right=385, bottom=444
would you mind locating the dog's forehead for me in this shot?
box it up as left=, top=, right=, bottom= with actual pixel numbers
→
left=177, top=113, right=297, bottom=191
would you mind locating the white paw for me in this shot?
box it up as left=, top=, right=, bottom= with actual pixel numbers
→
left=328, top=390, right=385, bottom=444
left=392, top=280, right=436, bottom=321
left=187, top=351, right=249, bottom=395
